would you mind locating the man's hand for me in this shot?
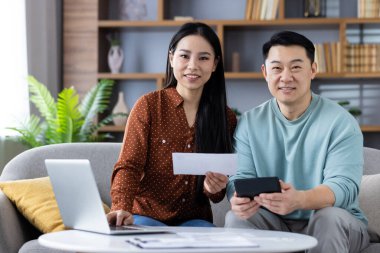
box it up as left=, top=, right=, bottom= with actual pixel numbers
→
left=254, top=180, right=306, bottom=215
left=230, top=192, right=260, bottom=219
left=204, top=172, right=228, bottom=194
left=106, top=210, right=134, bottom=226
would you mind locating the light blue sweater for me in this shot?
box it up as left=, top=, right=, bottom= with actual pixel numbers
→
left=227, top=93, right=367, bottom=225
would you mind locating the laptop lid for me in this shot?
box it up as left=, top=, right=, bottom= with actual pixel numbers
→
left=45, top=159, right=167, bottom=235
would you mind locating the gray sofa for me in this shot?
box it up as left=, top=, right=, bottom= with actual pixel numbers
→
left=0, top=143, right=379, bottom=253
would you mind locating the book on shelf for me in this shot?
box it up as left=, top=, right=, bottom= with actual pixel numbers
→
left=323, top=42, right=332, bottom=73
left=331, top=42, right=337, bottom=73
left=358, top=0, right=380, bottom=18
left=245, top=0, right=253, bottom=20
left=245, top=0, right=279, bottom=20
left=314, top=42, right=342, bottom=74
left=345, top=43, right=380, bottom=73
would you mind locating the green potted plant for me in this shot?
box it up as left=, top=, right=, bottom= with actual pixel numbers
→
left=7, top=76, right=127, bottom=148
left=338, top=100, right=362, bottom=119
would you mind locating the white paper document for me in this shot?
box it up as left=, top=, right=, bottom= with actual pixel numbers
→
left=172, top=153, right=237, bottom=175
left=126, top=232, right=259, bottom=249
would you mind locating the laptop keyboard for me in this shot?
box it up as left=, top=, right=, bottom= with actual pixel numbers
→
left=109, top=225, right=142, bottom=231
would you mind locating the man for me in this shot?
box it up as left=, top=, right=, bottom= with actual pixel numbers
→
left=225, top=31, right=369, bottom=253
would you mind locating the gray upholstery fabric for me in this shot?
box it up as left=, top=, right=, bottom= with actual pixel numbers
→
left=0, top=142, right=120, bottom=205
left=0, top=143, right=379, bottom=253
left=0, top=143, right=121, bottom=253
left=361, top=243, right=380, bottom=253
left=363, top=147, right=380, bottom=175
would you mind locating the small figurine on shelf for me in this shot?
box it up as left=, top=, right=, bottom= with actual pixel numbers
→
left=231, top=52, right=240, bottom=72
left=107, top=33, right=124, bottom=74
left=119, top=0, right=147, bottom=20
left=304, top=0, right=326, bottom=18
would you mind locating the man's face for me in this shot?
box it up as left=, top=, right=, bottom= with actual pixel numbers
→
left=262, top=45, right=317, bottom=113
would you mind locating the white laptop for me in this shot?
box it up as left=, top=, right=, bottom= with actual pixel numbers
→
left=45, top=159, right=168, bottom=235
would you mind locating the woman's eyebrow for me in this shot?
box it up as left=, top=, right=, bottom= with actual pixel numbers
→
left=177, top=49, right=212, bottom=56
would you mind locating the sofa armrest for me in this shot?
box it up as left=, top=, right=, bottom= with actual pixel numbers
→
left=0, top=191, right=36, bottom=253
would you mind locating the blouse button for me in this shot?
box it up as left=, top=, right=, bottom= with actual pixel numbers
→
left=187, top=144, right=191, bottom=148
left=162, top=139, right=166, bottom=144
left=185, top=181, right=188, bottom=185
left=182, top=198, right=186, bottom=202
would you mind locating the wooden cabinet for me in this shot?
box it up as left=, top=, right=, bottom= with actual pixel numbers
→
left=63, top=0, right=380, bottom=134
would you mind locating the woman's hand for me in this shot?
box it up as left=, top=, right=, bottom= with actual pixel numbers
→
left=106, top=210, right=134, bottom=226
left=204, top=172, right=228, bottom=194
left=230, top=192, right=260, bottom=219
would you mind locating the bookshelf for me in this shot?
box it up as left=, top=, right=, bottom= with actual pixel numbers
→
left=63, top=0, right=380, bottom=138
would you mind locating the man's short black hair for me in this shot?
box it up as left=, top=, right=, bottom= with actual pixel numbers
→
left=262, top=31, right=315, bottom=64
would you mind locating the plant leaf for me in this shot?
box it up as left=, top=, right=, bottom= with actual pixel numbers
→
left=79, top=79, right=114, bottom=138
left=6, top=115, right=44, bottom=148
left=27, top=76, right=56, bottom=125
left=56, top=87, right=83, bottom=142
left=92, top=113, right=128, bottom=137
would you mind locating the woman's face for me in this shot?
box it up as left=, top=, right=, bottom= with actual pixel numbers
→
left=169, top=35, right=218, bottom=93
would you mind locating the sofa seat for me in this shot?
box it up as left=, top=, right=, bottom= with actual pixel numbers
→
left=1, top=143, right=379, bottom=253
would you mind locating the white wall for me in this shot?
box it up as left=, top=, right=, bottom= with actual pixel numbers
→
left=1, top=0, right=62, bottom=173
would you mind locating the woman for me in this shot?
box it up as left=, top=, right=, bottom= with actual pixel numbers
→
left=107, top=22, right=237, bottom=227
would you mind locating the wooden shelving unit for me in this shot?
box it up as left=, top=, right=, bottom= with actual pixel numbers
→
left=97, top=16, right=380, bottom=80
left=361, top=125, right=380, bottom=133
left=64, top=0, right=380, bottom=134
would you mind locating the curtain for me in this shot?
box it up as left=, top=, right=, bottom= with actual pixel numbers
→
left=0, top=1, right=29, bottom=172
left=0, top=1, right=29, bottom=136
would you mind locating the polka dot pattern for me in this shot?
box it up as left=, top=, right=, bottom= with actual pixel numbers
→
left=110, top=87, right=237, bottom=225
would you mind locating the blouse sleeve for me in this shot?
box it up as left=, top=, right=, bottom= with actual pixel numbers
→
left=110, top=96, right=151, bottom=212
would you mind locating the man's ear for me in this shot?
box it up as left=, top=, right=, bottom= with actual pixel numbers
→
left=311, top=62, right=317, bottom=80
left=261, top=64, right=268, bottom=81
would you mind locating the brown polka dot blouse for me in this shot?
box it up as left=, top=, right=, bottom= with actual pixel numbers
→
left=110, top=87, right=237, bottom=225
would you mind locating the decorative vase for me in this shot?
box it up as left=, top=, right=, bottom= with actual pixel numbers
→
left=108, top=45, right=124, bottom=74
left=119, top=0, right=147, bottom=20
left=112, top=91, right=129, bottom=126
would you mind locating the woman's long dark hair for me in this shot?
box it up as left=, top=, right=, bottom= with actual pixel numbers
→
left=164, top=23, right=233, bottom=203
left=164, top=22, right=233, bottom=154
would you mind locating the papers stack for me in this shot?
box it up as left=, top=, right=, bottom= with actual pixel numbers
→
left=126, top=232, right=259, bottom=249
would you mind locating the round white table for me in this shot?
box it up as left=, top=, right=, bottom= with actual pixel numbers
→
left=39, top=227, right=317, bottom=253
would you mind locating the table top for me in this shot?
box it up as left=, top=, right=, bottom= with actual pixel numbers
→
left=38, top=226, right=317, bottom=253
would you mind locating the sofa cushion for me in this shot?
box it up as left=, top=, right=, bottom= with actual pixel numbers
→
left=360, top=174, right=380, bottom=242
left=0, top=177, right=110, bottom=234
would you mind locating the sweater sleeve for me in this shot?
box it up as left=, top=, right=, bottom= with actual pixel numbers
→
left=226, top=112, right=257, bottom=201
left=322, top=124, right=364, bottom=209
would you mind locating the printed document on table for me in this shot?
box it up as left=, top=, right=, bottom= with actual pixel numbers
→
left=126, top=232, right=259, bottom=249
left=172, top=153, right=237, bottom=175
